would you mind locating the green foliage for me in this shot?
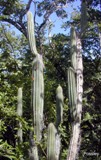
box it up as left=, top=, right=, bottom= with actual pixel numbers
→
left=0, top=140, right=17, bottom=160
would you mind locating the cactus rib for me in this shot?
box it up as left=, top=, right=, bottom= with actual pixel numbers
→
left=32, top=54, right=44, bottom=141
left=68, top=67, right=77, bottom=120
left=56, top=85, right=64, bottom=129
left=27, top=11, right=38, bottom=56
left=47, top=123, right=56, bottom=160
left=70, top=27, right=77, bottom=70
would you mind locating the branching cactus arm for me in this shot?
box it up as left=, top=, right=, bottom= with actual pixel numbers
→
left=27, top=11, right=38, bottom=56
left=70, top=27, right=77, bottom=70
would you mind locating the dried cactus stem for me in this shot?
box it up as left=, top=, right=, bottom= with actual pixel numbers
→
left=29, top=132, right=39, bottom=160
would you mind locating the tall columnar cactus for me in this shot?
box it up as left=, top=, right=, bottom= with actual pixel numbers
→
left=27, top=11, right=44, bottom=142
left=67, top=27, right=83, bottom=160
left=17, top=87, right=23, bottom=143
left=68, top=27, right=77, bottom=120
left=56, top=85, right=64, bottom=129
left=47, top=123, right=57, bottom=160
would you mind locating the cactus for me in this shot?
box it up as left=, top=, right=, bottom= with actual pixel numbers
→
left=70, top=27, right=77, bottom=70
left=68, top=27, right=77, bottom=120
left=56, top=85, right=64, bottom=129
left=27, top=11, right=38, bottom=56
left=27, top=11, right=44, bottom=160
left=47, top=123, right=57, bottom=160
left=32, top=54, right=44, bottom=141
left=26, top=11, right=83, bottom=160
left=67, top=27, right=83, bottom=160
left=17, top=88, right=24, bottom=160
left=17, top=87, right=23, bottom=143
left=67, top=67, right=77, bottom=120
left=27, top=11, right=44, bottom=142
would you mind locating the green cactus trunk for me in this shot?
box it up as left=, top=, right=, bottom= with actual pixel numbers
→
left=27, top=11, right=44, bottom=142
left=68, top=27, right=77, bottom=120
left=47, top=123, right=57, bottom=160
left=27, top=11, right=44, bottom=160
left=56, top=85, right=64, bottom=129
left=27, top=11, right=38, bottom=56
left=70, top=27, right=77, bottom=70
left=17, top=87, right=23, bottom=143
left=32, top=54, right=44, bottom=141
left=67, top=67, right=77, bottom=120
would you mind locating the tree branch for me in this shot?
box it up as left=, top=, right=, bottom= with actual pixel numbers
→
left=1, top=24, right=14, bottom=53
left=1, top=18, right=27, bottom=37
left=21, top=0, right=33, bottom=17
left=38, top=0, right=67, bottom=32
left=0, top=0, right=34, bottom=37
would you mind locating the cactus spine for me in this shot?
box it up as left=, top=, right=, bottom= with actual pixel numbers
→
left=47, top=123, right=56, bottom=160
left=17, top=87, right=23, bottom=143
left=56, top=85, right=64, bottom=129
